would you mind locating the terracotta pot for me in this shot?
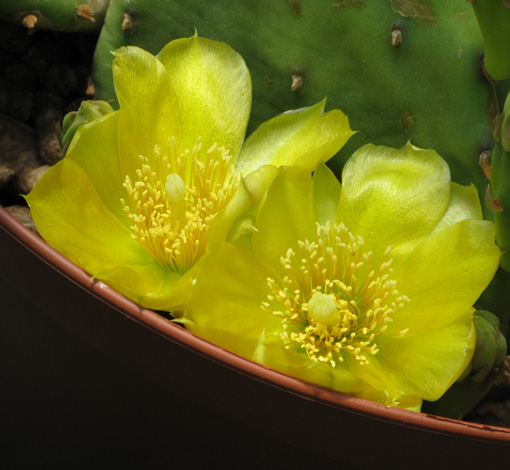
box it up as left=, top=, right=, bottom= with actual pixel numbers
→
left=1, top=206, right=509, bottom=468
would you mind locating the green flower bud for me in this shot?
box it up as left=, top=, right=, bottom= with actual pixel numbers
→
left=57, top=100, right=114, bottom=155
left=460, top=310, right=508, bottom=383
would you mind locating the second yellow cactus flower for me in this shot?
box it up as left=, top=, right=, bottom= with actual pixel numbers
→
left=177, top=143, right=501, bottom=410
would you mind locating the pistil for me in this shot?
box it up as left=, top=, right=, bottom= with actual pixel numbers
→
left=264, top=222, right=409, bottom=366
left=121, top=138, right=239, bottom=273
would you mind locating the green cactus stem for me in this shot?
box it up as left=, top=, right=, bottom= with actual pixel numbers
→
left=487, top=91, right=510, bottom=271
left=468, top=0, right=510, bottom=81
left=92, top=0, right=498, bottom=220
left=0, top=0, right=109, bottom=32
left=491, top=144, right=510, bottom=270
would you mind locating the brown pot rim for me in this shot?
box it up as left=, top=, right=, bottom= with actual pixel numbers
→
left=1, top=206, right=509, bottom=443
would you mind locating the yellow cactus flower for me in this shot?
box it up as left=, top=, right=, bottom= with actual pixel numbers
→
left=178, top=143, right=501, bottom=410
left=26, top=35, right=353, bottom=310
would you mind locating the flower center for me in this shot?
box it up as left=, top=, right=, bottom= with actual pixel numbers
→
left=121, top=138, right=239, bottom=274
left=263, top=223, right=409, bottom=367
left=307, top=292, right=340, bottom=327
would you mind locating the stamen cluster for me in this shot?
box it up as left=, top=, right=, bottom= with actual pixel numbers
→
left=263, top=223, right=409, bottom=366
left=121, top=138, right=239, bottom=273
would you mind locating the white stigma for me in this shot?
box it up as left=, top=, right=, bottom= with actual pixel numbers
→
left=165, top=173, right=186, bottom=202
left=307, top=292, right=340, bottom=327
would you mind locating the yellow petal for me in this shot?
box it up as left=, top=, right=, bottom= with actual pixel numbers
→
left=254, top=337, right=422, bottom=410
left=95, top=263, right=181, bottom=311
left=389, top=219, right=500, bottom=335
left=26, top=146, right=183, bottom=309
left=376, top=314, right=476, bottom=401
left=208, top=165, right=279, bottom=251
left=27, top=157, right=151, bottom=275
left=254, top=337, right=365, bottom=392
left=236, top=100, right=354, bottom=175
left=432, top=182, right=483, bottom=234
left=113, top=45, right=179, bottom=180
left=64, top=111, right=129, bottom=224
left=342, top=355, right=422, bottom=409
left=185, top=243, right=282, bottom=358
left=252, top=166, right=317, bottom=272
left=337, top=142, right=451, bottom=264
left=313, top=163, right=341, bottom=226
left=157, top=35, right=251, bottom=159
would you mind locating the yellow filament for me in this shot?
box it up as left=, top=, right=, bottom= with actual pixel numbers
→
left=264, top=222, right=409, bottom=367
left=121, top=138, right=239, bottom=274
